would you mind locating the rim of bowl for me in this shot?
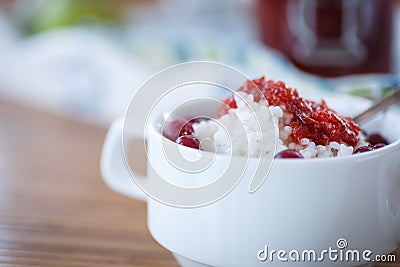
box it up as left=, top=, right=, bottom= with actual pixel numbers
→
left=155, top=127, right=400, bottom=164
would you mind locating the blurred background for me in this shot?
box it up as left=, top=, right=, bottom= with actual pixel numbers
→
left=0, top=0, right=399, bottom=125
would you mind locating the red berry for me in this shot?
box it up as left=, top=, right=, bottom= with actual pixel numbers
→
left=162, top=119, right=194, bottom=141
left=366, top=133, right=388, bottom=145
left=176, top=135, right=200, bottom=149
left=373, top=143, right=386, bottom=149
left=353, top=146, right=374, bottom=154
left=274, top=149, right=304, bottom=159
left=189, top=117, right=207, bottom=124
left=180, top=121, right=194, bottom=136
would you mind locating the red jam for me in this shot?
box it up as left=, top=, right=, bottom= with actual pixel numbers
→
left=217, top=77, right=361, bottom=147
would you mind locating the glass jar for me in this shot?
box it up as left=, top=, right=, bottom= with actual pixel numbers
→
left=256, top=0, right=395, bottom=77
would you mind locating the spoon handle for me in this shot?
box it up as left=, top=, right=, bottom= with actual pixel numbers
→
left=353, top=88, right=400, bottom=124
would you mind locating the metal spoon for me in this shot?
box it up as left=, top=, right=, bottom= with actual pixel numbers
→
left=353, top=87, right=400, bottom=124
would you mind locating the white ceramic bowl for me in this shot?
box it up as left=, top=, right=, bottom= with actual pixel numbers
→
left=101, top=94, right=400, bottom=267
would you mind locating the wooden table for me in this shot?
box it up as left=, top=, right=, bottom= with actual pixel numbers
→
left=0, top=99, right=398, bottom=267
left=0, top=99, right=179, bottom=267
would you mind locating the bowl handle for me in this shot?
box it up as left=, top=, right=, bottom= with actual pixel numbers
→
left=100, top=118, right=147, bottom=202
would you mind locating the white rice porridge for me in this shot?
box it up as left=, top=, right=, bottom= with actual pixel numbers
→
left=192, top=92, right=368, bottom=159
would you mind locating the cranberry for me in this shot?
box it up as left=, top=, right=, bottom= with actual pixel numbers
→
left=373, top=143, right=386, bottom=149
left=366, top=133, right=388, bottom=145
left=176, top=135, right=200, bottom=149
left=162, top=119, right=194, bottom=141
left=181, top=121, right=194, bottom=136
left=353, top=146, right=374, bottom=154
left=189, top=116, right=209, bottom=124
left=274, top=149, right=304, bottom=159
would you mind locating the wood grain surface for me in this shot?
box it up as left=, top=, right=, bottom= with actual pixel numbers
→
left=0, top=99, right=398, bottom=267
left=0, top=99, right=179, bottom=267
